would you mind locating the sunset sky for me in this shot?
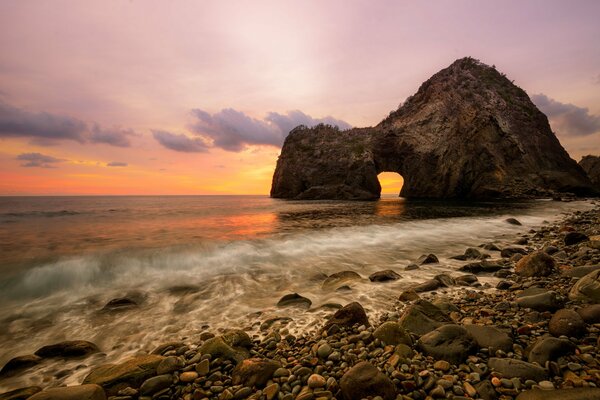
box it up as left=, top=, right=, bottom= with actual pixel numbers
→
left=0, top=0, right=599, bottom=195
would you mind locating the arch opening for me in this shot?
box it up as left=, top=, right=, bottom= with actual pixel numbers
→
left=377, top=172, right=404, bottom=197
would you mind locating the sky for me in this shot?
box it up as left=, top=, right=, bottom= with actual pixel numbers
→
left=0, top=0, right=599, bottom=195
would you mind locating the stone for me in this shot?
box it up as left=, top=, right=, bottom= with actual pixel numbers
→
left=0, top=386, right=42, bottom=400
left=577, top=304, right=600, bottom=323
left=417, top=324, right=477, bottom=364
left=373, top=321, right=412, bottom=346
left=28, top=385, right=106, bottom=400
left=339, top=361, right=395, bottom=400
left=399, top=299, right=451, bottom=335
left=474, top=380, right=497, bottom=400
left=83, top=354, right=164, bottom=396
left=156, top=356, right=184, bottom=374
left=515, top=251, right=556, bottom=277
left=34, top=340, right=99, bottom=358
left=179, top=371, right=198, bottom=382
left=308, top=374, right=326, bottom=388
left=102, top=297, right=137, bottom=311
left=516, top=387, right=600, bottom=400
left=580, top=155, right=600, bottom=189
left=368, top=270, right=401, bottom=282
left=464, top=325, right=513, bottom=353
left=222, top=329, right=253, bottom=348
left=263, top=383, right=279, bottom=400
left=231, top=358, right=280, bottom=388
left=562, top=265, right=600, bottom=278
left=500, top=247, right=528, bottom=258
left=459, top=261, right=504, bottom=274
left=195, top=359, right=210, bottom=376
left=0, top=355, right=42, bottom=377
left=418, top=254, right=439, bottom=264
left=455, top=274, right=478, bottom=286
left=270, top=58, right=595, bottom=201
left=198, top=336, right=248, bottom=363
left=322, top=271, right=362, bottom=289
left=564, top=232, right=589, bottom=246
left=277, top=293, right=312, bottom=308
left=398, top=289, right=420, bottom=301
left=488, top=358, right=547, bottom=381
left=434, top=273, right=455, bottom=287
left=405, top=263, right=419, bottom=270
left=139, top=374, right=172, bottom=395
left=433, top=360, right=450, bottom=371
left=411, top=279, right=440, bottom=293
left=323, top=302, right=369, bottom=330
left=549, top=309, right=586, bottom=337
left=526, top=337, right=576, bottom=366
left=516, top=290, right=564, bottom=312
left=505, top=218, right=522, bottom=225
left=569, top=269, right=600, bottom=303
left=317, top=343, right=333, bottom=359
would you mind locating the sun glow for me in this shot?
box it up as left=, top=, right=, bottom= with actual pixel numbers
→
left=378, top=172, right=404, bottom=195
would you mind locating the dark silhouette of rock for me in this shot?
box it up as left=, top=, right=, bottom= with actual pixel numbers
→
left=322, top=271, right=362, bottom=289
left=417, top=324, right=478, bottom=364
left=459, top=261, right=504, bottom=274
left=580, top=155, right=600, bottom=190
left=102, top=297, right=138, bottom=311
left=323, top=302, right=369, bottom=330
left=34, top=340, right=99, bottom=358
left=369, top=269, right=401, bottom=282
left=271, top=57, right=595, bottom=200
left=500, top=246, right=527, bottom=258
left=418, top=253, right=439, bottom=264
left=526, top=336, right=576, bottom=365
left=564, top=232, right=589, bottom=246
left=515, top=251, right=556, bottom=277
left=339, top=361, right=396, bottom=400
left=276, top=293, right=312, bottom=308
left=505, top=218, right=522, bottom=225
left=0, top=355, right=42, bottom=377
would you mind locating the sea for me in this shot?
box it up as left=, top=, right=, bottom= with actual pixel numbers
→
left=0, top=195, right=595, bottom=390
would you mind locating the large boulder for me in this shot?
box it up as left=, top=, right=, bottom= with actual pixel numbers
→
left=580, top=155, right=600, bottom=190
left=516, top=387, right=600, bottom=400
left=488, top=358, right=547, bottom=381
left=569, top=269, right=600, bottom=303
left=34, top=340, right=99, bottom=358
left=577, top=304, right=600, bottom=323
left=323, top=302, right=369, bottom=330
left=276, top=293, right=312, bottom=308
left=549, top=308, right=587, bottom=337
left=516, top=290, right=564, bottom=312
left=399, top=299, right=452, bottom=335
left=0, top=355, right=42, bottom=377
left=515, top=251, right=556, bottom=277
left=231, top=358, right=280, bottom=388
left=526, top=336, right=576, bottom=365
left=28, top=385, right=106, bottom=400
left=417, top=324, right=478, bottom=364
left=464, top=325, right=513, bottom=353
left=83, top=354, right=164, bottom=396
left=270, top=58, right=595, bottom=200
left=373, top=321, right=413, bottom=346
left=339, top=361, right=395, bottom=400
left=564, top=232, right=589, bottom=246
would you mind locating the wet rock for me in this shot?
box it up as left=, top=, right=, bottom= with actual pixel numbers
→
left=322, top=271, right=362, bottom=289
left=179, top=371, right=198, bottom=382
left=0, top=355, right=42, bottom=377
left=516, top=387, right=600, bottom=400
left=307, top=374, right=326, bottom=388
left=323, top=302, right=369, bottom=330
left=434, top=273, right=455, bottom=287
left=515, top=251, right=556, bottom=277
left=398, top=289, right=420, bottom=301
left=516, top=290, right=564, bottom=312
left=464, top=325, right=513, bottom=353
left=139, top=374, right=172, bottom=396
left=474, top=380, right=497, bottom=400
left=451, top=247, right=484, bottom=261
left=399, top=299, right=451, bottom=335
left=231, top=358, right=280, bottom=388
left=369, top=269, right=401, bottom=282
left=549, top=309, right=586, bottom=337
left=411, top=279, right=441, bottom=293
left=569, top=269, right=600, bottom=303
left=488, top=358, right=547, bottom=381
left=199, top=336, right=248, bottom=363
left=455, top=274, right=478, bottom=286
left=339, top=361, right=395, bottom=400
left=505, top=218, right=522, bottom=225
left=83, top=354, right=164, bottom=396
left=28, top=385, right=106, bottom=400
left=500, top=247, right=528, bottom=258
left=156, top=356, right=184, bottom=375
left=222, top=329, right=253, bottom=348
left=0, top=386, right=42, bottom=400
left=577, top=304, right=600, bottom=323
left=459, top=261, right=504, bottom=274
left=418, top=253, right=439, bottom=264
left=564, top=232, right=589, bottom=246
left=277, top=293, right=312, bottom=308
left=405, top=263, right=419, bottom=270
left=34, top=340, right=99, bottom=358
left=417, top=324, right=477, bottom=364
left=151, top=341, right=184, bottom=355
left=562, top=265, right=600, bottom=278
left=526, top=337, right=576, bottom=365
left=373, top=321, right=413, bottom=346
left=102, top=297, right=137, bottom=311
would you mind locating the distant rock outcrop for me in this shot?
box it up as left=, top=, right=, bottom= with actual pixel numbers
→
left=580, top=155, right=600, bottom=190
left=271, top=57, right=596, bottom=200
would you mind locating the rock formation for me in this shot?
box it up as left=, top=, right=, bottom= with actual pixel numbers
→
left=271, top=57, right=596, bottom=200
left=580, top=155, right=600, bottom=190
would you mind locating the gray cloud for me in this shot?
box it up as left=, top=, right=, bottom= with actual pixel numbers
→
left=189, top=108, right=352, bottom=152
left=0, top=101, right=137, bottom=146
left=152, top=130, right=210, bottom=152
left=17, top=152, right=64, bottom=168
left=107, top=161, right=128, bottom=167
left=532, top=94, right=600, bottom=137
left=90, top=124, right=135, bottom=147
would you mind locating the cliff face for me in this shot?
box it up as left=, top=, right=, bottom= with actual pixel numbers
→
left=580, top=155, right=600, bottom=190
left=270, top=57, right=596, bottom=200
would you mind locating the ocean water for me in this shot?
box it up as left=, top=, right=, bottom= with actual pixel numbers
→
left=0, top=195, right=595, bottom=390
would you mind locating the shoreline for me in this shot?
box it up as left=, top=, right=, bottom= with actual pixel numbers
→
left=1, top=201, right=599, bottom=400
